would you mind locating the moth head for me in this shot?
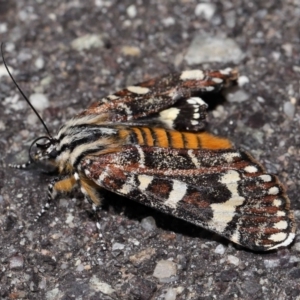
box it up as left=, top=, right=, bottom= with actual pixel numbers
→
left=29, top=136, right=59, bottom=172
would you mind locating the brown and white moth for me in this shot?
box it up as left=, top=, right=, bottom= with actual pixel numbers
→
left=3, top=47, right=296, bottom=251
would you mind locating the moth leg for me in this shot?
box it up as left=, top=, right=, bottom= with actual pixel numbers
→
left=9, top=160, right=32, bottom=169
left=35, top=175, right=77, bottom=221
left=79, top=177, right=107, bottom=251
left=80, top=177, right=102, bottom=207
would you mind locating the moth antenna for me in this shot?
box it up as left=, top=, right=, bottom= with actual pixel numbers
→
left=1, top=42, right=53, bottom=139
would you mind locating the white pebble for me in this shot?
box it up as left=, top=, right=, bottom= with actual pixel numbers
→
left=127, top=5, right=137, bottom=18
left=0, top=23, right=7, bottom=33
left=263, top=259, right=280, bottom=268
left=0, top=120, right=6, bottom=131
left=195, top=3, right=216, bottom=20
left=89, top=276, right=115, bottom=295
left=0, top=64, right=14, bottom=78
left=293, top=242, right=300, bottom=252
left=214, top=244, right=226, bottom=255
left=153, top=260, right=177, bottom=280
left=283, top=101, right=295, bottom=119
left=257, top=96, right=265, bottom=103
left=227, top=89, right=249, bottom=103
left=164, top=288, right=177, bottom=300
left=71, top=34, right=105, bottom=51
left=237, top=75, right=250, bottom=87
left=141, top=216, right=157, bottom=231
left=185, top=35, right=244, bottom=65
left=112, top=243, right=125, bottom=251
left=227, top=255, right=240, bottom=266
left=29, top=93, right=49, bottom=111
left=162, top=17, right=175, bottom=27
left=35, top=56, right=45, bottom=70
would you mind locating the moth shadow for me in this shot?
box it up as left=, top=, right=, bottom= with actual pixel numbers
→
left=99, top=190, right=231, bottom=248
left=99, top=191, right=277, bottom=254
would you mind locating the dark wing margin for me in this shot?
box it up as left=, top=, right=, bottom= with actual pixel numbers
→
left=79, top=145, right=296, bottom=251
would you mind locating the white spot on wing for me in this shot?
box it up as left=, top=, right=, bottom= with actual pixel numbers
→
left=269, top=232, right=287, bottom=242
left=118, top=175, right=135, bottom=195
left=220, top=68, right=232, bottom=75
left=220, top=170, right=240, bottom=184
left=159, top=107, right=180, bottom=128
left=222, top=152, right=240, bottom=163
left=188, top=149, right=201, bottom=168
left=268, top=186, right=279, bottom=195
left=180, top=70, right=205, bottom=81
left=259, top=174, right=272, bottom=182
left=274, top=220, right=288, bottom=230
left=97, top=167, right=109, bottom=184
left=127, top=86, right=150, bottom=94
left=138, top=175, right=153, bottom=191
left=107, top=94, right=119, bottom=100
left=273, top=199, right=282, bottom=207
left=164, top=180, right=187, bottom=209
left=136, top=145, right=145, bottom=168
left=230, top=229, right=240, bottom=244
left=268, top=233, right=295, bottom=249
left=244, top=165, right=258, bottom=173
left=118, top=103, right=132, bottom=117
left=205, top=86, right=214, bottom=91
left=277, top=211, right=285, bottom=217
left=187, top=97, right=207, bottom=107
left=208, top=171, right=245, bottom=233
left=212, top=77, right=223, bottom=83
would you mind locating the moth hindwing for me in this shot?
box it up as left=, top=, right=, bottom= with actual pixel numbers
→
left=8, top=67, right=295, bottom=251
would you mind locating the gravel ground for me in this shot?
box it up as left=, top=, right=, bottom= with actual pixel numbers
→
left=0, top=1, right=300, bottom=299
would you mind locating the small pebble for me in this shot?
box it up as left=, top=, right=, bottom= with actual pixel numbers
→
left=293, top=242, right=300, bottom=252
left=214, top=244, right=225, bottom=255
left=0, top=64, right=14, bottom=78
left=141, top=216, right=157, bottom=231
left=164, top=288, right=177, bottom=300
left=263, top=258, right=280, bottom=268
left=153, top=260, right=177, bottom=280
left=29, top=93, right=49, bottom=111
left=9, top=255, right=24, bottom=270
left=129, top=248, right=156, bottom=266
left=226, top=89, right=249, bottom=103
left=227, top=255, right=240, bottom=266
left=35, top=56, right=45, bottom=69
left=71, top=34, right=105, bottom=51
left=121, top=46, right=141, bottom=57
left=185, top=35, right=244, bottom=65
left=65, top=213, right=74, bottom=225
left=89, top=276, right=115, bottom=295
left=46, top=288, right=60, bottom=300
left=283, top=101, right=295, bottom=119
left=195, top=3, right=216, bottom=20
left=0, top=22, right=7, bottom=33
left=127, top=5, right=137, bottom=18
left=238, top=75, right=250, bottom=87
left=162, top=17, right=175, bottom=27
left=257, top=96, right=265, bottom=103
left=112, top=242, right=125, bottom=251
left=76, top=264, right=85, bottom=272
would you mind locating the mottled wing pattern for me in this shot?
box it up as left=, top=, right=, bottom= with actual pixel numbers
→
left=80, top=145, right=295, bottom=251
left=77, top=68, right=238, bottom=132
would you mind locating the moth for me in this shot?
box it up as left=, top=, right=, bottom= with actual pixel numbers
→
left=3, top=49, right=295, bottom=251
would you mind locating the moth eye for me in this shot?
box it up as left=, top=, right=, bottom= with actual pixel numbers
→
left=49, top=149, right=59, bottom=158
